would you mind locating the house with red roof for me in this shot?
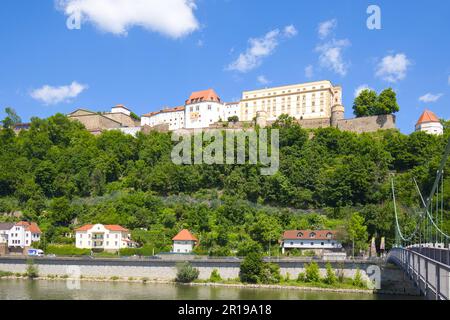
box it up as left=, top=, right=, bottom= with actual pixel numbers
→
left=281, top=230, right=342, bottom=254
left=415, top=110, right=443, bottom=135
left=7, top=221, right=41, bottom=249
left=75, top=224, right=136, bottom=252
left=172, top=229, right=198, bottom=254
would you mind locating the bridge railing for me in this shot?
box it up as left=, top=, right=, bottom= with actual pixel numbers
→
left=388, top=248, right=450, bottom=300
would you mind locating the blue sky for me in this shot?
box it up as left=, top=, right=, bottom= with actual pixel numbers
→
left=0, top=0, right=449, bottom=133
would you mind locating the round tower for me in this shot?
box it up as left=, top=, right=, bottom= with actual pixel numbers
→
left=331, top=104, right=345, bottom=127
left=256, top=110, right=268, bottom=128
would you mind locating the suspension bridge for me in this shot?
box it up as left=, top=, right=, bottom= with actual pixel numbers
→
left=387, top=134, right=450, bottom=300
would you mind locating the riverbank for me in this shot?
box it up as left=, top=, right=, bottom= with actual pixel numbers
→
left=0, top=273, right=373, bottom=295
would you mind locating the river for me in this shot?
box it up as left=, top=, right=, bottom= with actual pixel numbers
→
left=0, top=279, right=421, bottom=300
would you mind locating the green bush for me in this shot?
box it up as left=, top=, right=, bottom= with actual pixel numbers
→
left=353, top=269, right=366, bottom=288
left=46, top=245, right=90, bottom=256
left=305, top=262, right=320, bottom=283
left=239, top=252, right=264, bottom=284
left=297, top=272, right=306, bottom=282
left=260, top=263, right=281, bottom=284
left=324, top=263, right=337, bottom=285
left=176, top=262, right=200, bottom=283
left=26, top=260, right=39, bottom=279
left=209, top=269, right=222, bottom=283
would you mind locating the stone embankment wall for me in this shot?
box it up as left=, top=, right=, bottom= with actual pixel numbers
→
left=0, top=257, right=378, bottom=281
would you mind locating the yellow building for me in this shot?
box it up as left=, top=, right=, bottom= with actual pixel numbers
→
left=239, top=80, right=343, bottom=122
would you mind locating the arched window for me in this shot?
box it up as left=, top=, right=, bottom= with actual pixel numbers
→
left=310, top=232, right=316, bottom=238
left=326, top=233, right=333, bottom=239
left=297, top=232, right=303, bottom=238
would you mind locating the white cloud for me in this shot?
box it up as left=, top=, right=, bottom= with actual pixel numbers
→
left=284, top=25, right=298, bottom=38
left=257, top=75, right=270, bottom=85
left=56, top=0, right=199, bottom=38
left=315, top=39, right=351, bottom=76
left=227, top=25, right=298, bottom=73
left=318, top=19, right=337, bottom=39
left=375, top=53, right=411, bottom=83
left=304, top=65, right=314, bottom=79
left=30, top=81, right=87, bottom=105
left=419, top=93, right=443, bottom=103
left=354, top=84, right=373, bottom=97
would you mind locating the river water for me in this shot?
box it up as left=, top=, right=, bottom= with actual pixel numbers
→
left=0, top=279, right=421, bottom=300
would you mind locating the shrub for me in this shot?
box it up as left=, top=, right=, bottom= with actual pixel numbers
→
left=297, top=272, right=306, bottom=282
left=110, top=276, right=119, bottom=281
left=26, top=260, right=39, bottom=279
left=324, top=263, right=337, bottom=285
left=353, top=269, right=366, bottom=288
left=305, top=262, right=320, bottom=283
left=176, top=262, right=200, bottom=283
left=284, top=272, right=291, bottom=282
left=209, top=269, right=222, bottom=283
left=239, top=252, right=264, bottom=284
left=46, top=245, right=90, bottom=256
left=260, top=263, right=281, bottom=285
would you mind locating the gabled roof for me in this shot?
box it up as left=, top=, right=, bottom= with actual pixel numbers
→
left=112, top=104, right=131, bottom=111
left=417, top=110, right=440, bottom=125
left=15, top=221, right=41, bottom=234
left=0, top=223, right=14, bottom=231
left=186, top=89, right=221, bottom=105
left=282, top=230, right=337, bottom=241
left=142, top=106, right=185, bottom=118
left=75, top=224, right=129, bottom=232
left=172, top=229, right=198, bottom=242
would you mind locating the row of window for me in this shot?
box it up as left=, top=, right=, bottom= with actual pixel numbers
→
left=288, top=242, right=336, bottom=246
left=244, top=85, right=329, bottom=99
left=79, top=234, right=119, bottom=239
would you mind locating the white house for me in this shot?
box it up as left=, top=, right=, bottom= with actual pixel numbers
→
left=172, top=229, right=198, bottom=254
left=7, top=221, right=42, bottom=248
left=281, top=230, right=342, bottom=254
left=141, top=106, right=185, bottom=131
left=415, top=110, right=443, bottom=135
left=0, top=223, right=14, bottom=244
left=75, top=224, right=135, bottom=251
left=184, top=89, right=224, bottom=129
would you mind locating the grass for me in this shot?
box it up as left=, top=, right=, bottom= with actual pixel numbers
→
left=0, top=271, right=14, bottom=278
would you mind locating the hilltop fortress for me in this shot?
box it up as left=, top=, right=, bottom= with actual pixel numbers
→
left=68, top=80, right=397, bottom=135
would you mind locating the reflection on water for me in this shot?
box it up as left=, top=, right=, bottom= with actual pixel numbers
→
left=0, top=279, right=419, bottom=300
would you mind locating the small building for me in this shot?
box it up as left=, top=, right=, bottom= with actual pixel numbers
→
left=0, top=223, right=14, bottom=244
left=172, top=229, right=198, bottom=254
left=281, top=230, right=342, bottom=254
left=7, top=221, right=41, bottom=248
left=415, top=110, right=443, bottom=135
left=75, top=224, right=136, bottom=252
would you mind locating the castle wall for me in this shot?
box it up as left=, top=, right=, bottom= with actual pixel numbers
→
left=337, top=114, right=397, bottom=134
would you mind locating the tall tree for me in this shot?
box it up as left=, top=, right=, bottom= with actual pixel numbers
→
left=1, top=107, right=21, bottom=129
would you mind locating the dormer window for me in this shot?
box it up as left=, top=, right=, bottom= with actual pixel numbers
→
left=297, top=232, right=303, bottom=238
left=326, top=233, right=333, bottom=239
left=310, top=232, right=316, bottom=238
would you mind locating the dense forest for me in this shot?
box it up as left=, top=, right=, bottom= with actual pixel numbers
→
left=1, top=111, right=450, bottom=255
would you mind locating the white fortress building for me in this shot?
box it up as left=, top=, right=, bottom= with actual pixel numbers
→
left=240, top=80, right=343, bottom=122
left=415, top=110, right=443, bottom=135
left=141, top=81, right=346, bottom=131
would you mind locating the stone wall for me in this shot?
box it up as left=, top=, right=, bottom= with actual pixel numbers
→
left=0, top=257, right=375, bottom=282
left=337, top=114, right=397, bottom=134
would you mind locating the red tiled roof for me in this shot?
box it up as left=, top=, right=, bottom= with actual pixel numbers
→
left=15, top=221, right=41, bottom=234
left=74, top=224, right=128, bottom=232
left=282, top=230, right=337, bottom=241
left=186, top=89, right=221, bottom=105
left=417, top=110, right=440, bottom=125
left=172, top=229, right=198, bottom=242
left=105, top=225, right=129, bottom=232
left=75, top=224, right=94, bottom=232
